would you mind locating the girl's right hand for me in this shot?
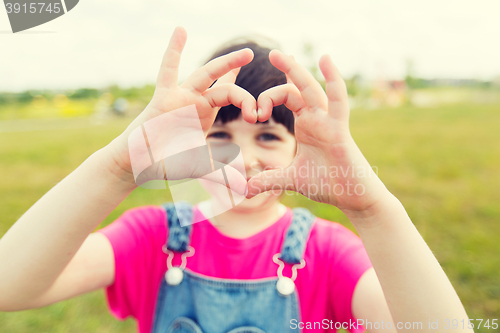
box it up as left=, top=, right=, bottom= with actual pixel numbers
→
left=102, top=27, right=257, bottom=190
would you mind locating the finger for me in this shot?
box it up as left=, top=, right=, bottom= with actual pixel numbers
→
left=156, top=26, right=188, bottom=89
left=257, top=84, right=305, bottom=121
left=246, top=167, right=296, bottom=199
left=203, top=83, right=258, bottom=123
left=196, top=162, right=248, bottom=197
left=213, top=68, right=240, bottom=87
left=181, top=48, right=254, bottom=94
left=269, top=49, right=327, bottom=112
left=285, top=56, right=295, bottom=84
left=164, top=145, right=248, bottom=197
left=318, top=54, right=350, bottom=122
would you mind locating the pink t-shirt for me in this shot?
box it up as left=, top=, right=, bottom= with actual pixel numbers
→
left=97, top=204, right=373, bottom=333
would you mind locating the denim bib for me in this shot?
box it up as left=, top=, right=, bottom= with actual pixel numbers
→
left=152, top=202, right=316, bottom=333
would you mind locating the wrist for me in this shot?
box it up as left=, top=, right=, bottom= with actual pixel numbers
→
left=92, top=142, right=138, bottom=193
left=342, top=191, right=405, bottom=229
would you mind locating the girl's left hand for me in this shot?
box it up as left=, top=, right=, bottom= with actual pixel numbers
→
left=246, top=50, right=394, bottom=216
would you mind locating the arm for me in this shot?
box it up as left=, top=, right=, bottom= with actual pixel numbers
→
left=15, top=232, right=115, bottom=311
left=349, top=194, right=471, bottom=332
left=0, top=148, right=133, bottom=311
left=248, top=50, right=472, bottom=332
left=352, top=268, right=396, bottom=333
left=0, top=26, right=256, bottom=311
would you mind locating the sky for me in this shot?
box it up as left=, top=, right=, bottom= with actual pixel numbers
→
left=1, top=0, right=499, bottom=92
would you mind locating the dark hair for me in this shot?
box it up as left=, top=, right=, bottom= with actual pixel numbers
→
left=206, top=37, right=295, bottom=134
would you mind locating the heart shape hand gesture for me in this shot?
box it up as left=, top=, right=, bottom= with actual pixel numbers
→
left=108, top=26, right=393, bottom=216
left=246, top=50, right=392, bottom=214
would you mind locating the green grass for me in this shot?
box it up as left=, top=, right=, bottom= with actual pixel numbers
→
left=1, top=103, right=499, bottom=332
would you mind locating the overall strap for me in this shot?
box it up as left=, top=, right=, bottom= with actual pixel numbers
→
left=161, top=201, right=194, bottom=252
left=279, top=207, right=316, bottom=264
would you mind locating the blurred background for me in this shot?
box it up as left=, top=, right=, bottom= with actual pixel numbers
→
left=0, top=0, right=499, bottom=332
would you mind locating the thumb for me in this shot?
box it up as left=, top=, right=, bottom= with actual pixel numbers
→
left=194, top=161, right=248, bottom=198
left=246, top=167, right=296, bottom=198
left=178, top=146, right=248, bottom=197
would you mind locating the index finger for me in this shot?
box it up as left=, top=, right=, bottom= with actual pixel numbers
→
left=269, top=49, right=327, bottom=111
left=212, top=68, right=240, bottom=87
left=156, top=26, right=188, bottom=89
left=181, top=48, right=254, bottom=94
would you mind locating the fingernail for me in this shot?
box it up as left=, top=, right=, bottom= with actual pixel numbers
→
left=253, top=109, right=258, bottom=121
left=257, top=108, right=262, bottom=119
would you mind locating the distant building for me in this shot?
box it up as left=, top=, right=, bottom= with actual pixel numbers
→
left=370, top=79, right=408, bottom=108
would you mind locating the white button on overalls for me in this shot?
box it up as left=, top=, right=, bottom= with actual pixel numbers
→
left=162, top=245, right=195, bottom=286
left=165, top=267, right=184, bottom=286
left=272, top=253, right=306, bottom=297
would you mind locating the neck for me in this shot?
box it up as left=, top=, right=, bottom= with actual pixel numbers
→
left=198, top=198, right=287, bottom=239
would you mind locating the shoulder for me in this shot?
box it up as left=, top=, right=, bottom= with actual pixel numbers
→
left=303, top=216, right=373, bottom=327
left=96, top=205, right=168, bottom=323
left=306, top=216, right=368, bottom=266
left=308, top=217, right=362, bottom=250
left=98, top=205, right=167, bottom=242
left=115, top=205, right=166, bottom=228
left=120, top=204, right=166, bottom=221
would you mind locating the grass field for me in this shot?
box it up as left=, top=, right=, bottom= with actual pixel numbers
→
left=0, top=102, right=499, bottom=332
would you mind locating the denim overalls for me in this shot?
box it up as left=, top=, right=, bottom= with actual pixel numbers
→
left=152, top=202, right=316, bottom=333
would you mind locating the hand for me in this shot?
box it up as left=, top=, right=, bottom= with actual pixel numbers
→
left=247, top=50, right=393, bottom=216
left=103, top=26, right=257, bottom=192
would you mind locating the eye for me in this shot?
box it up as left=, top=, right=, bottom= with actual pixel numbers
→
left=258, top=133, right=280, bottom=141
left=207, top=131, right=230, bottom=140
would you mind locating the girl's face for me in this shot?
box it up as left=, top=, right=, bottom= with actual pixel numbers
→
left=205, top=116, right=296, bottom=211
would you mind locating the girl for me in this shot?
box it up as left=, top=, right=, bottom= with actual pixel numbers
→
left=0, top=27, right=472, bottom=333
